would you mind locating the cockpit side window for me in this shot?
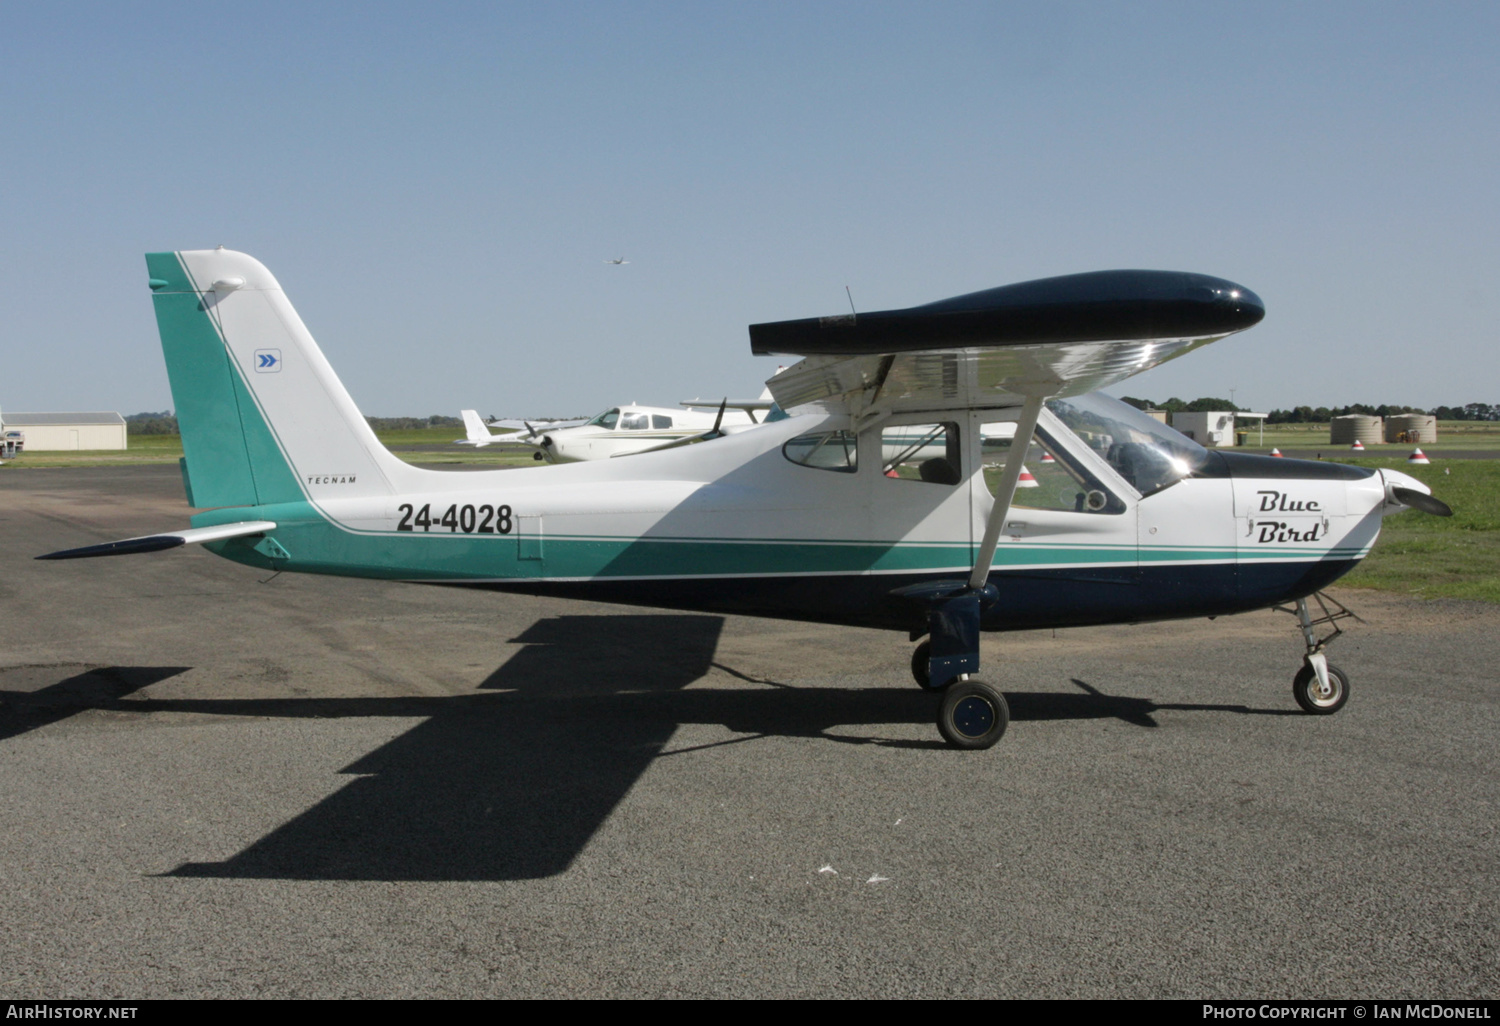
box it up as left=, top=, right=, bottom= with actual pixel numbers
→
left=880, top=422, right=961, bottom=485
left=620, top=412, right=649, bottom=430
left=783, top=431, right=858, bottom=473
left=1046, top=394, right=1208, bottom=497
left=984, top=424, right=1125, bottom=514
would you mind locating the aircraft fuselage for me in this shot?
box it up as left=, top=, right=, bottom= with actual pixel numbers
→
left=196, top=403, right=1406, bottom=635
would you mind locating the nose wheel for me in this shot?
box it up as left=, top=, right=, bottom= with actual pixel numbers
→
left=1293, top=662, right=1349, bottom=714
left=1276, top=593, right=1360, bottom=716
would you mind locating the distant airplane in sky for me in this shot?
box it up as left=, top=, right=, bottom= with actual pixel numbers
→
left=604, top=257, right=629, bottom=265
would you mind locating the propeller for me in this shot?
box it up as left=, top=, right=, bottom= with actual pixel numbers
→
left=1391, top=486, right=1453, bottom=517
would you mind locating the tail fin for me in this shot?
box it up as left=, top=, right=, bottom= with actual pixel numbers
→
left=461, top=409, right=495, bottom=445
left=147, top=249, right=412, bottom=508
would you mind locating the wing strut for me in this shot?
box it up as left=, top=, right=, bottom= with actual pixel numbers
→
left=892, top=395, right=1045, bottom=687
left=969, top=395, right=1045, bottom=590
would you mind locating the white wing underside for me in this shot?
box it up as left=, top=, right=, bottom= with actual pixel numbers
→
left=765, top=333, right=1226, bottom=418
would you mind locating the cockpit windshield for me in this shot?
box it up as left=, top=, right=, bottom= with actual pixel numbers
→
left=586, top=408, right=621, bottom=430
left=1046, top=393, right=1209, bottom=497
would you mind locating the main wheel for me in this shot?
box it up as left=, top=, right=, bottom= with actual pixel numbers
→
left=938, top=681, right=1010, bottom=749
left=910, top=640, right=956, bottom=691
left=1293, top=662, right=1349, bottom=715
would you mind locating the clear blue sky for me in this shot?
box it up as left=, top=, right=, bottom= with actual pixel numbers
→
left=3, top=1, right=1496, bottom=417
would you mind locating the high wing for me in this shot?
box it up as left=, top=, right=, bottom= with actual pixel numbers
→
left=751, top=270, right=1264, bottom=417
left=682, top=372, right=781, bottom=422
left=750, top=269, right=1265, bottom=687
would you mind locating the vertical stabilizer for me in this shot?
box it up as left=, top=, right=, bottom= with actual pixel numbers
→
left=148, top=249, right=411, bottom=508
left=461, top=409, right=495, bottom=444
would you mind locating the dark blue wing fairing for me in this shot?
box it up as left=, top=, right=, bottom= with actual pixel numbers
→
left=749, top=270, right=1265, bottom=356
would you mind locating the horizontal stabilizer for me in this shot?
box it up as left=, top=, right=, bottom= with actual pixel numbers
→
left=36, top=520, right=277, bottom=560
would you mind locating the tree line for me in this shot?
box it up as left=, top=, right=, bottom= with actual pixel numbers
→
left=1118, top=398, right=1499, bottom=423
left=125, top=413, right=469, bottom=435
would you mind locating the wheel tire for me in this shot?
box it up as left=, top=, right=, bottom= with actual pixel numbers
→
left=910, top=639, right=958, bottom=691
left=938, top=681, right=1010, bottom=749
left=1293, top=663, right=1349, bottom=715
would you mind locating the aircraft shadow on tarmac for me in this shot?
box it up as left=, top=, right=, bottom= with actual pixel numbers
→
left=0, top=665, right=191, bottom=743
left=0, top=616, right=1294, bottom=882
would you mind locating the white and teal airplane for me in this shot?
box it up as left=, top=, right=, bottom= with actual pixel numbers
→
left=40, top=248, right=1452, bottom=750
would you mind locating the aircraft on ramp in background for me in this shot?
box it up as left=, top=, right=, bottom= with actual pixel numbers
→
left=457, top=403, right=764, bottom=462
left=40, top=250, right=1453, bottom=750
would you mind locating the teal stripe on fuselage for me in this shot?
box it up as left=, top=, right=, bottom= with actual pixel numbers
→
left=194, top=502, right=1218, bottom=583
left=1139, top=545, right=1366, bottom=562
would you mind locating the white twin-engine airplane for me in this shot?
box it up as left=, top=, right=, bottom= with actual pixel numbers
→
left=40, top=249, right=1453, bottom=750
left=457, top=403, right=762, bottom=461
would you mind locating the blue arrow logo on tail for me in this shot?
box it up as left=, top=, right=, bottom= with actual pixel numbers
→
left=254, top=349, right=282, bottom=373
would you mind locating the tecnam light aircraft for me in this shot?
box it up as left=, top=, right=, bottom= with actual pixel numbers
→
left=41, top=248, right=1452, bottom=750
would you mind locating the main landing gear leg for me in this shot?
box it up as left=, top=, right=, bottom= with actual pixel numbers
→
left=897, top=581, right=1008, bottom=749
left=894, top=394, right=1044, bottom=750
left=1277, top=592, right=1359, bottom=715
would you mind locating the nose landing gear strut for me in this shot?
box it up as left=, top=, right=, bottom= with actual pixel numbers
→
left=1276, top=591, right=1362, bottom=715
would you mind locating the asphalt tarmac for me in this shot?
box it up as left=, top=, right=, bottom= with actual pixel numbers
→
left=2, top=466, right=1496, bottom=999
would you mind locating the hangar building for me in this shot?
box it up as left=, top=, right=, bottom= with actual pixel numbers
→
left=1, top=412, right=127, bottom=450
